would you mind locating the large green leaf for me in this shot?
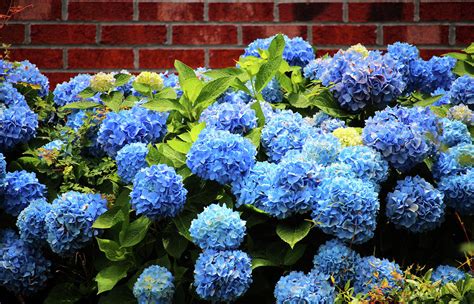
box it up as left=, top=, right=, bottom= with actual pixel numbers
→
left=167, top=138, right=192, bottom=154
left=254, top=57, right=282, bottom=94
left=142, top=98, right=185, bottom=114
left=251, top=258, right=277, bottom=270
left=181, top=78, right=203, bottom=103
left=251, top=101, right=266, bottom=127
left=119, top=216, right=151, bottom=248
left=195, top=76, right=235, bottom=106
left=283, top=243, right=307, bottom=266
left=162, top=233, right=188, bottom=259
left=61, top=101, right=100, bottom=111
left=95, top=263, right=130, bottom=294
left=276, top=220, right=312, bottom=249
left=172, top=210, right=196, bottom=241
left=44, top=283, right=82, bottom=304
left=96, top=238, right=128, bottom=261
left=267, top=34, right=285, bottom=59
left=114, top=73, right=132, bottom=87
left=245, top=127, right=262, bottom=148
left=174, top=60, right=197, bottom=84
left=190, top=122, right=206, bottom=142
left=93, top=206, right=126, bottom=229
left=307, top=87, right=355, bottom=118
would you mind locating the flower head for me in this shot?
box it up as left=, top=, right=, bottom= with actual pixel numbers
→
left=90, top=72, right=115, bottom=92
left=1, top=170, right=45, bottom=216
left=438, top=169, right=474, bottom=215
left=283, top=133, right=342, bottom=167
left=439, top=118, right=471, bottom=148
left=7, top=60, right=49, bottom=97
left=449, top=75, right=474, bottom=106
left=274, top=271, right=335, bottom=304
left=17, top=199, right=52, bottom=246
left=116, top=142, right=149, bottom=184
left=354, top=256, right=403, bottom=295
left=135, top=71, right=164, bottom=91
left=332, top=127, right=363, bottom=147
left=262, top=78, right=283, bottom=103
left=447, top=104, right=473, bottom=125
left=53, top=74, right=94, bottom=106
left=432, top=143, right=473, bottom=179
left=431, top=265, right=466, bottom=285
left=133, top=265, right=174, bottom=304
left=199, top=101, right=257, bottom=134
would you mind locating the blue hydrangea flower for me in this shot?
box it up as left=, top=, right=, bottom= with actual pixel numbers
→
left=187, top=128, right=256, bottom=184
left=7, top=60, right=49, bottom=97
left=190, top=204, right=246, bottom=250
left=41, top=139, right=64, bottom=151
left=0, top=228, right=17, bottom=245
left=0, top=152, right=5, bottom=182
left=312, top=176, right=379, bottom=244
left=337, top=146, right=389, bottom=186
left=303, top=58, right=331, bottom=81
left=194, top=249, right=252, bottom=302
left=45, top=191, right=107, bottom=255
left=432, top=143, right=473, bottom=179
left=363, top=106, right=439, bottom=172
left=217, top=89, right=252, bottom=104
left=447, top=104, right=474, bottom=125
left=425, top=56, right=456, bottom=93
left=133, top=265, right=175, bottom=304
left=261, top=110, right=313, bottom=162
left=0, top=105, right=38, bottom=151
left=307, top=112, right=331, bottom=127
left=312, top=239, right=361, bottom=286
left=432, top=88, right=451, bottom=106
left=407, top=59, right=432, bottom=93
left=438, top=169, right=474, bottom=215
left=199, top=101, right=257, bottom=134
left=0, top=81, right=28, bottom=107
left=322, top=162, right=357, bottom=180
left=0, top=231, right=51, bottom=295
left=354, top=256, right=403, bottom=295
left=274, top=271, right=335, bottom=304
left=439, top=118, right=471, bottom=148
left=53, top=74, right=94, bottom=107
left=431, top=265, right=466, bottom=285
left=130, top=164, right=187, bottom=220
left=16, top=199, right=52, bottom=246
left=116, top=142, right=148, bottom=184
left=320, top=118, right=346, bottom=133
left=0, top=59, right=14, bottom=80
left=386, top=42, right=419, bottom=92
left=97, top=106, right=168, bottom=157
left=449, top=75, right=474, bottom=107
left=1, top=170, right=45, bottom=216
left=65, top=110, right=88, bottom=130
left=261, top=78, right=283, bottom=103
left=283, top=133, right=342, bottom=167
left=386, top=176, right=445, bottom=233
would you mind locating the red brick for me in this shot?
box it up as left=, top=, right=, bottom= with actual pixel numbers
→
left=209, top=49, right=243, bottom=68
left=0, top=24, right=25, bottom=44
left=420, top=2, right=474, bottom=21
left=456, top=26, right=474, bottom=46
left=173, top=26, right=237, bottom=45
left=139, top=2, right=203, bottom=21
left=30, top=24, right=96, bottom=44
left=242, top=26, right=307, bottom=44
left=9, top=49, right=63, bottom=69
left=384, top=26, right=449, bottom=45
left=209, top=3, right=273, bottom=22
left=101, top=25, right=166, bottom=45
left=139, top=49, right=205, bottom=69
left=68, top=49, right=134, bottom=69
left=0, top=0, right=61, bottom=20
left=349, top=2, right=413, bottom=22
left=279, top=3, right=342, bottom=22
left=68, top=1, right=133, bottom=21
left=316, top=49, right=339, bottom=57
left=44, top=72, right=81, bottom=87
left=419, top=49, right=455, bottom=60
left=313, top=25, right=376, bottom=45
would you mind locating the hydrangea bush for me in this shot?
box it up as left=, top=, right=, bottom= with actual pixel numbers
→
left=0, top=35, right=473, bottom=303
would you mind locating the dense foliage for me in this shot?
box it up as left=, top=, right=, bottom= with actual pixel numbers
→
left=1, top=36, right=474, bottom=304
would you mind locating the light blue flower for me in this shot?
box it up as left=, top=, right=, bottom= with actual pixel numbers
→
left=283, top=133, right=342, bottom=167
left=1, top=170, right=45, bottom=216
left=133, top=265, right=174, bottom=304
left=194, top=249, right=252, bottom=302
left=337, top=146, right=389, bottom=185
left=17, top=199, right=52, bottom=246
left=449, top=75, right=474, bottom=107
left=386, top=42, right=419, bottom=92
left=438, top=169, right=474, bottom=215
left=65, top=110, right=88, bottom=130
left=432, top=143, right=473, bottom=179
left=431, top=265, right=467, bottom=285
left=303, top=58, right=331, bottom=81
left=439, top=118, right=471, bottom=148
left=7, top=60, right=49, bottom=97
left=199, top=101, right=257, bottom=134
left=53, top=74, right=94, bottom=107
left=116, top=142, right=148, bottom=184
left=262, top=78, right=283, bottom=103
left=190, top=204, right=246, bottom=250
left=130, top=164, right=187, bottom=220
left=354, top=256, right=403, bottom=295
left=425, top=56, right=456, bottom=93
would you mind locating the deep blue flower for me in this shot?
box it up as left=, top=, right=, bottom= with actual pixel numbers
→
left=97, top=106, right=168, bottom=157
left=0, top=152, right=5, bottom=183
left=354, top=256, right=403, bottom=295
left=190, top=204, right=246, bottom=250
left=425, top=56, right=456, bottom=93
left=17, top=199, right=52, bottom=246
left=337, top=146, right=389, bottom=185
left=432, top=88, right=451, bottom=106
left=1, top=170, right=45, bottom=216
left=386, top=42, right=419, bottom=92
left=187, top=128, right=256, bottom=184
left=439, top=118, right=471, bottom=148
left=7, top=60, right=49, bottom=97
left=53, top=74, right=94, bottom=107
left=45, top=191, right=107, bottom=255
left=432, top=143, right=473, bottom=179
left=449, top=75, right=474, bottom=107
left=386, top=176, right=445, bottom=233
left=274, top=271, right=335, bottom=304
left=116, top=142, right=148, bottom=184
left=199, top=101, right=257, bottom=134
left=438, top=169, right=474, bottom=215
left=130, top=164, right=187, bottom=220
left=312, top=239, right=361, bottom=286
left=261, top=78, right=283, bottom=103
left=133, top=265, right=175, bottom=304
left=194, top=249, right=252, bottom=302
left=312, top=176, right=379, bottom=244
left=0, top=231, right=51, bottom=295
left=431, top=265, right=467, bottom=285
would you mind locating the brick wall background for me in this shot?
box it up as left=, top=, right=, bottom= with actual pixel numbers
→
left=1, top=0, right=473, bottom=86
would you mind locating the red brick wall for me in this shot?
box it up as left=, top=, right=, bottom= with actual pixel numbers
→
left=1, top=0, right=473, bottom=86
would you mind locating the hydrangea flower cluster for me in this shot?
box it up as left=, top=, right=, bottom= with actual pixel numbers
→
left=312, top=176, right=380, bottom=243
left=261, top=110, right=313, bottom=162
left=447, top=75, right=474, bottom=107
left=283, top=133, right=341, bottom=166
left=386, top=176, right=445, bottom=233
left=199, top=100, right=257, bottom=134
left=439, top=118, right=471, bottom=148
left=135, top=71, right=164, bottom=91
left=385, top=42, right=420, bottom=92
left=1, top=170, right=46, bottom=216
left=447, top=104, right=473, bottom=125
left=363, top=106, right=439, bottom=171
left=0, top=230, right=51, bottom=295
left=432, top=143, right=473, bottom=179
left=193, top=249, right=252, bottom=302
left=8, top=60, right=49, bottom=97
left=45, top=191, right=107, bottom=255
left=17, top=199, right=52, bottom=246
left=130, top=164, right=187, bottom=219
left=53, top=74, right=93, bottom=106
left=116, top=142, right=149, bottom=184
left=332, top=127, right=363, bottom=147
left=133, top=265, right=175, bottom=304
left=274, top=271, right=335, bottom=304
left=187, top=128, right=256, bottom=184
left=217, top=89, right=251, bottom=104
left=312, top=239, right=361, bottom=286
left=261, top=78, right=283, bottom=103
left=354, top=256, right=403, bottom=295
left=438, top=169, right=474, bottom=215
left=431, top=265, right=466, bottom=285
left=97, top=106, right=169, bottom=157
left=190, top=204, right=246, bottom=250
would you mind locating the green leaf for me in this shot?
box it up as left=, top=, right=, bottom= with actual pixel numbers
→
left=119, top=216, right=151, bottom=248
left=78, top=87, right=96, bottom=99
left=95, top=263, right=130, bottom=294
left=114, top=73, right=132, bottom=87
left=307, top=87, right=355, bottom=118
left=93, top=206, right=126, bottom=229
left=98, top=284, right=135, bottom=304
left=190, top=122, right=206, bottom=142
left=267, top=34, right=285, bottom=59
left=162, top=233, right=188, bottom=259
left=445, top=52, right=469, bottom=61
left=288, top=92, right=311, bottom=108
left=245, top=127, right=262, bottom=148
left=276, top=220, right=312, bottom=249
left=283, top=243, right=307, bottom=266
left=465, top=43, right=474, bottom=54
left=251, top=258, right=277, bottom=270
left=96, top=238, right=128, bottom=261
left=167, top=138, right=192, bottom=154
left=61, top=101, right=100, bottom=111
left=172, top=211, right=196, bottom=241
left=255, top=57, right=282, bottom=93
left=132, top=82, right=152, bottom=96
left=103, top=91, right=123, bottom=112
left=44, top=283, right=82, bottom=304
left=142, top=98, right=185, bottom=113
left=276, top=73, right=293, bottom=93
left=181, top=78, right=204, bottom=103
left=250, top=101, right=266, bottom=127
left=174, top=60, right=197, bottom=84
left=453, top=60, right=474, bottom=77
left=413, top=94, right=442, bottom=107
left=155, top=87, right=177, bottom=100
left=195, top=76, right=235, bottom=106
